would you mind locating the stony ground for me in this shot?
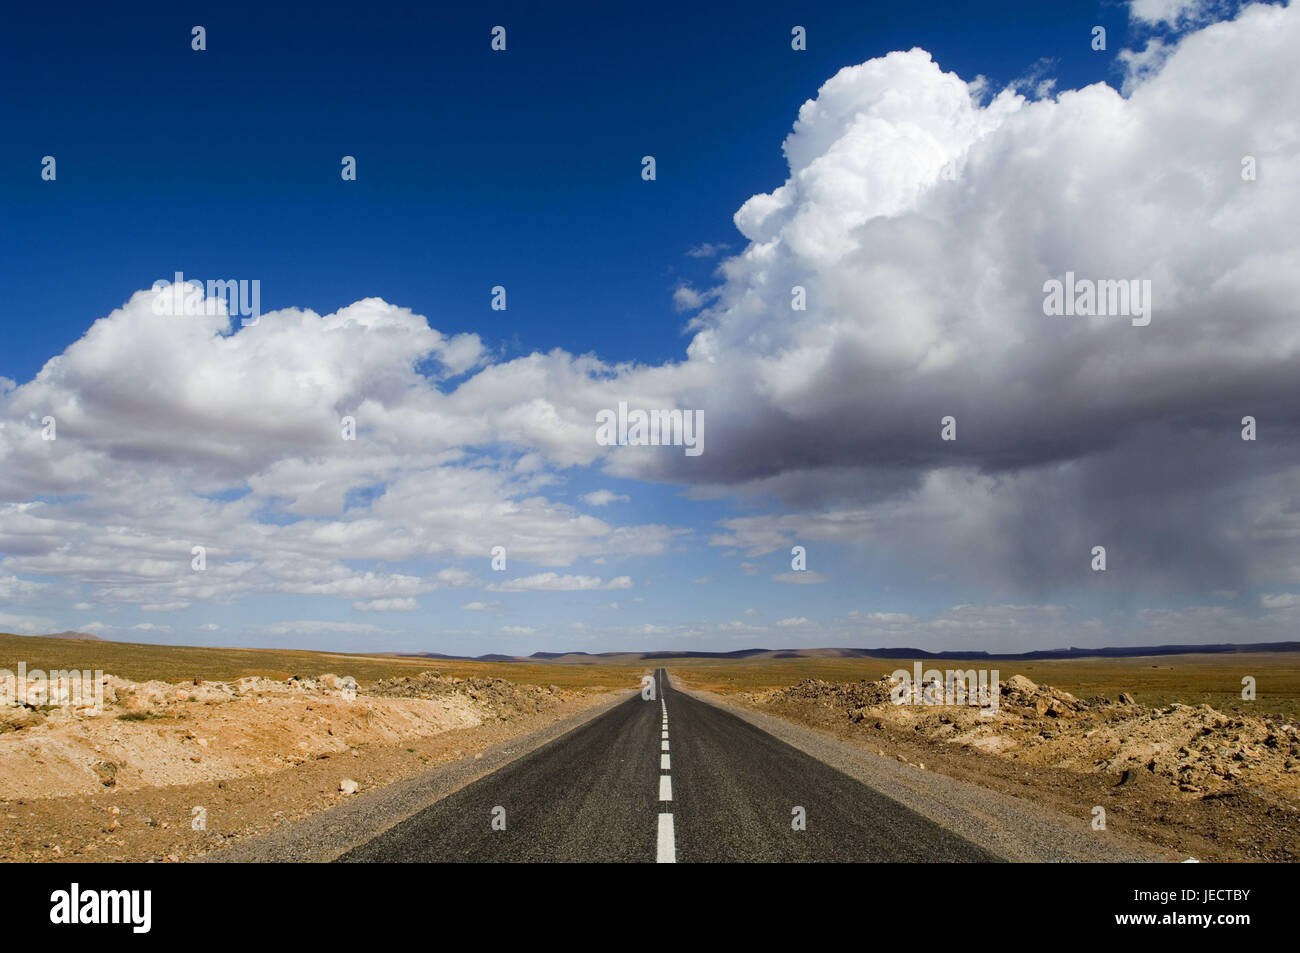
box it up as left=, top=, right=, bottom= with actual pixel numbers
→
left=726, top=672, right=1300, bottom=862
left=0, top=669, right=608, bottom=862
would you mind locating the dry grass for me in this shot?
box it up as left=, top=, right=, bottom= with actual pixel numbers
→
left=0, top=634, right=639, bottom=691
left=665, top=653, right=1300, bottom=723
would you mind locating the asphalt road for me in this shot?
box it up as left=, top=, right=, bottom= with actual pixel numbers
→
left=336, top=669, right=1002, bottom=863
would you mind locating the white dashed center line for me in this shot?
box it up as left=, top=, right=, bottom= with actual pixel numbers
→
left=657, top=812, right=675, bottom=863
left=656, top=671, right=676, bottom=862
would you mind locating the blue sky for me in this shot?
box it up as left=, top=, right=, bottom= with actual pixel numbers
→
left=3, top=0, right=1299, bottom=655
left=2, top=0, right=1131, bottom=380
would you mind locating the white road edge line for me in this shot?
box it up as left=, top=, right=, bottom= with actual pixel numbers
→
left=657, top=812, right=675, bottom=863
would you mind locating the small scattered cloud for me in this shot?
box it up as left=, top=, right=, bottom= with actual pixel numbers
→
left=432, top=568, right=478, bottom=589
left=1261, top=594, right=1300, bottom=610
left=266, top=620, right=389, bottom=635
left=487, top=573, right=633, bottom=592
left=0, top=612, right=53, bottom=634
left=772, top=572, right=828, bottom=584
left=1128, top=0, right=1220, bottom=29
left=686, top=242, right=729, bottom=259
left=354, top=597, right=418, bottom=611
left=672, top=283, right=705, bottom=312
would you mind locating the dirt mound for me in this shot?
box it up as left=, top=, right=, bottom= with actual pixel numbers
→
left=749, top=672, right=1300, bottom=798
left=766, top=677, right=896, bottom=717
left=368, top=672, right=573, bottom=720
left=1086, top=703, right=1298, bottom=794
left=0, top=669, right=580, bottom=800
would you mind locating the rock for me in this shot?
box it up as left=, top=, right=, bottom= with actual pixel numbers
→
left=1004, top=674, right=1038, bottom=694
left=0, top=707, right=41, bottom=731
left=339, top=778, right=359, bottom=795
left=1116, top=767, right=1150, bottom=788
left=1118, top=692, right=1136, bottom=705
left=94, top=761, right=117, bottom=787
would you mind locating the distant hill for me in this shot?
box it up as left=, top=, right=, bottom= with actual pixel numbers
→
left=394, top=641, right=1300, bottom=663
left=35, top=630, right=104, bottom=641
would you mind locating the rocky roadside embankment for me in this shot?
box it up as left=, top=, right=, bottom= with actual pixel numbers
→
left=730, top=672, right=1300, bottom=861
left=0, top=668, right=604, bottom=862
